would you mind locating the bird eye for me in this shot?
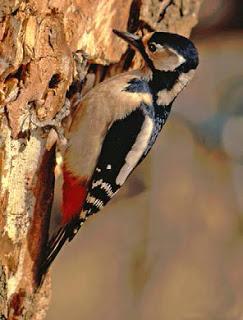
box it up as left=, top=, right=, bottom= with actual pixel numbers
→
left=148, top=43, right=156, bottom=52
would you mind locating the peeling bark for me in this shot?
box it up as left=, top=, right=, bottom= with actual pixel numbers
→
left=0, top=0, right=203, bottom=318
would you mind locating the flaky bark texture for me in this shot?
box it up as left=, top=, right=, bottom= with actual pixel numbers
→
left=0, top=0, right=202, bottom=319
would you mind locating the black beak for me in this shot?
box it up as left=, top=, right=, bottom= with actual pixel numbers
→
left=113, top=29, right=155, bottom=72
left=113, top=29, right=143, bottom=51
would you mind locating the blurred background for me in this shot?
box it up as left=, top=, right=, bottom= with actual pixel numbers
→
left=47, top=1, right=243, bottom=319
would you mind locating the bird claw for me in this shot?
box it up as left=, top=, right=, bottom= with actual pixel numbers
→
left=73, top=50, right=89, bottom=82
left=30, top=99, right=70, bottom=151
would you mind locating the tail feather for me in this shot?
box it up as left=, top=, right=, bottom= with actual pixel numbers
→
left=41, top=227, right=69, bottom=274
left=40, top=217, right=86, bottom=276
left=39, top=166, right=89, bottom=278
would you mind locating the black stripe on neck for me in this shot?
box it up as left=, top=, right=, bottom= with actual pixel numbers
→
left=149, top=70, right=179, bottom=95
left=148, top=61, right=195, bottom=97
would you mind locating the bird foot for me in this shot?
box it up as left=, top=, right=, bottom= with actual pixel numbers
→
left=30, top=99, right=71, bottom=151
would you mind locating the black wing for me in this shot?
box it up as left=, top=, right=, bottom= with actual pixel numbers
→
left=40, top=106, right=146, bottom=276
left=82, top=103, right=172, bottom=219
left=41, top=102, right=171, bottom=277
left=82, top=106, right=146, bottom=216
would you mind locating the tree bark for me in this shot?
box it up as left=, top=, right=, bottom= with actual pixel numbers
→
left=0, top=0, right=202, bottom=318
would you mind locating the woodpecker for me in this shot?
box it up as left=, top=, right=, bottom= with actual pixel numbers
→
left=42, top=29, right=199, bottom=272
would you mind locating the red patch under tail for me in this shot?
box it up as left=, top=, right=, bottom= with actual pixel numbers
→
left=62, top=166, right=88, bottom=224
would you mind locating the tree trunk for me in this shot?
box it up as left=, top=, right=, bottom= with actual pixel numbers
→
left=0, top=0, right=202, bottom=318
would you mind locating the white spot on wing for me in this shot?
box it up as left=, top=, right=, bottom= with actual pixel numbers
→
left=94, top=199, right=104, bottom=209
left=85, top=194, right=104, bottom=209
left=116, top=115, right=154, bottom=186
left=86, top=196, right=97, bottom=204
left=106, top=164, right=112, bottom=170
left=170, top=48, right=186, bottom=66
left=91, top=179, right=115, bottom=197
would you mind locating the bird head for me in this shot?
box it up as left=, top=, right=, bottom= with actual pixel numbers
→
left=113, top=30, right=199, bottom=74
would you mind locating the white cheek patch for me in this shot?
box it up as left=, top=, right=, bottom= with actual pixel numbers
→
left=157, top=70, right=195, bottom=106
left=153, top=46, right=186, bottom=72
left=173, top=50, right=186, bottom=67
left=116, top=115, right=154, bottom=186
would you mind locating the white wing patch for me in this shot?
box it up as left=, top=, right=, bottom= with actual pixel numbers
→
left=116, top=115, right=154, bottom=186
